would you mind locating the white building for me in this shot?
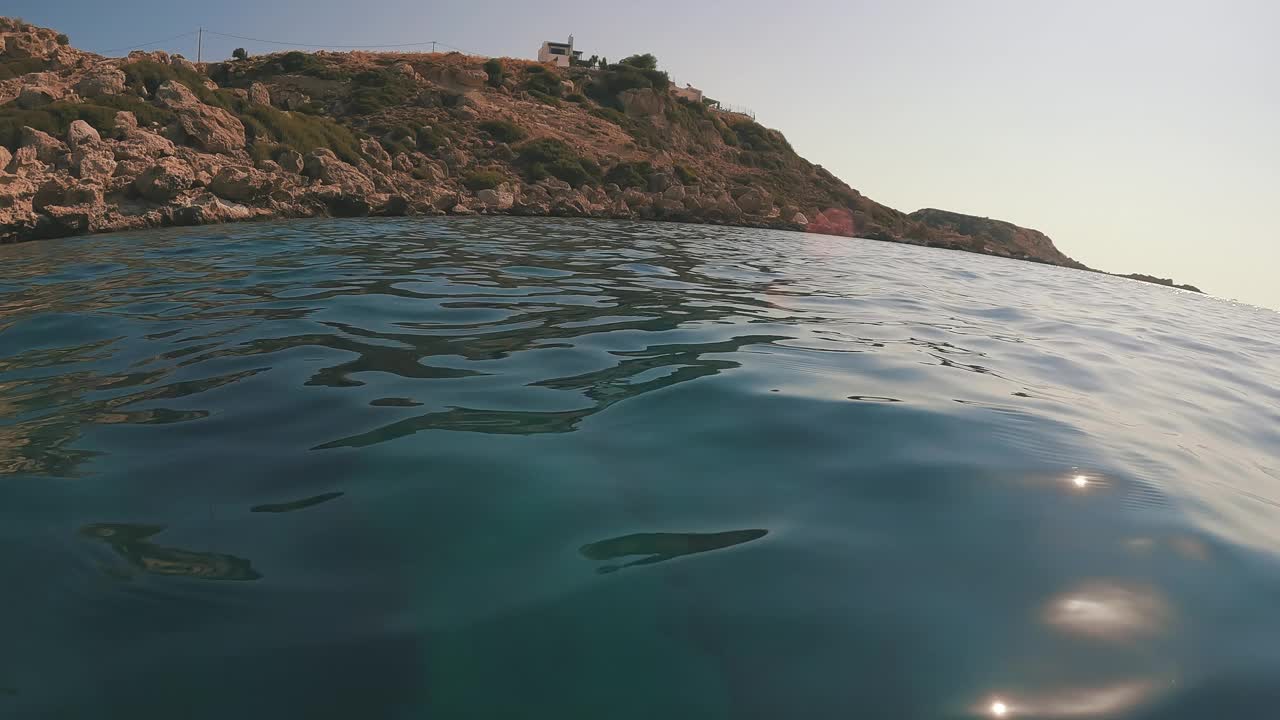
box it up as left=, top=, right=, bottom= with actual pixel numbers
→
left=672, top=83, right=704, bottom=104
left=537, top=36, right=583, bottom=67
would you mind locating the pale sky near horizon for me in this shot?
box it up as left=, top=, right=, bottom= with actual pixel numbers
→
left=10, top=0, right=1279, bottom=308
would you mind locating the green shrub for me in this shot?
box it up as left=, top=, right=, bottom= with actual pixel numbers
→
left=515, top=138, right=600, bottom=187
left=122, top=60, right=230, bottom=109
left=348, top=68, right=418, bottom=114
left=719, top=124, right=739, bottom=146
left=737, top=151, right=785, bottom=171
left=278, top=51, right=334, bottom=77
left=729, top=119, right=791, bottom=153
left=0, top=100, right=171, bottom=150
left=587, top=54, right=669, bottom=109
left=232, top=48, right=248, bottom=61
left=525, top=70, right=563, bottom=97
left=463, top=171, right=505, bottom=191
left=416, top=124, right=448, bottom=152
left=477, top=119, right=527, bottom=143
left=590, top=107, right=629, bottom=126
left=0, top=57, right=45, bottom=80
left=56, top=33, right=69, bottom=46
left=249, top=142, right=287, bottom=164
left=90, top=94, right=176, bottom=128
left=528, top=90, right=561, bottom=107
left=526, top=65, right=547, bottom=74
left=378, top=125, right=418, bottom=154
left=239, top=104, right=362, bottom=163
left=565, top=92, right=586, bottom=104
left=619, top=54, right=658, bottom=71
left=483, top=58, right=504, bottom=88
left=674, top=164, right=699, bottom=185
left=605, top=161, right=653, bottom=188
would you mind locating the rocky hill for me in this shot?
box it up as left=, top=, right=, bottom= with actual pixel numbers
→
left=0, top=18, right=1198, bottom=291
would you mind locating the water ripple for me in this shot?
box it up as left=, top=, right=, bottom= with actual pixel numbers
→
left=1, top=217, right=1279, bottom=718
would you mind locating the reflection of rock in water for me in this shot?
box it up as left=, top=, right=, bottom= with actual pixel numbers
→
left=580, top=529, right=768, bottom=574
left=81, top=523, right=261, bottom=581
left=250, top=491, right=344, bottom=514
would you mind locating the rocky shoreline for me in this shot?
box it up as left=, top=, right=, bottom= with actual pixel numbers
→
left=0, top=18, right=1202, bottom=293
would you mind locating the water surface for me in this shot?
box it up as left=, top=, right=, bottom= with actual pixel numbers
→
left=2, top=217, right=1279, bottom=718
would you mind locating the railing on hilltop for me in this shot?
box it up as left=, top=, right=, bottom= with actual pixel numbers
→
left=710, top=102, right=756, bottom=121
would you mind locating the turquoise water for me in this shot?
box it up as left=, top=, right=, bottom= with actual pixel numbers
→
left=2, top=217, right=1279, bottom=719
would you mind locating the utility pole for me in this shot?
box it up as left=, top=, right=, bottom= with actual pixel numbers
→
left=431, top=41, right=437, bottom=53
left=197, top=27, right=203, bottom=64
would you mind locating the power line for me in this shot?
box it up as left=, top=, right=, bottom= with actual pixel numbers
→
left=206, top=29, right=444, bottom=50
left=92, top=28, right=484, bottom=59
left=96, top=30, right=199, bottom=55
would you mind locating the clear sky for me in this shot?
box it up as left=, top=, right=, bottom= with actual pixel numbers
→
left=10, top=0, right=1279, bottom=308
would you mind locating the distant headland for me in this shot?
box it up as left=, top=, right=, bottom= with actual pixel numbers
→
left=0, top=19, right=1201, bottom=293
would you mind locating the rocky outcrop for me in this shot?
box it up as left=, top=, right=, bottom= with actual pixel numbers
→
left=302, top=149, right=375, bottom=195
left=620, top=88, right=665, bottom=117
left=154, top=81, right=246, bottom=154
left=248, top=82, right=271, bottom=106
left=17, top=85, right=62, bottom=109
left=135, top=157, right=194, bottom=202
left=75, top=66, right=127, bottom=98
left=210, top=165, right=273, bottom=202
left=0, top=17, right=1190, bottom=289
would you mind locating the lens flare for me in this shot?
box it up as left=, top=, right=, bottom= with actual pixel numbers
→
left=1072, top=475, right=1089, bottom=488
left=991, top=700, right=1009, bottom=717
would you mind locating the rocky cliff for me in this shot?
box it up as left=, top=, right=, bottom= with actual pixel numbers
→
left=0, top=18, right=1196, bottom=291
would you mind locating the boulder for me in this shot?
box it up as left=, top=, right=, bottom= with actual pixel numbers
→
left=302, top=149, right=376, bottom=195
left=170, top=55, right=198, bottom=73
left=278, top=150, right=304, bottom=174
left=621, top=188, right=651, bottom=208
left=154, top=80, right=247, bottom=153
left=452, top=105, right=480, bottom=122
left=210, top=165, right=273, bottom=203
left=113, top=129, right=177, bottom=162
left=7, top=146, right=45, bottom=176
left=475, top=188, right=514, bottom=210
left=172, top=192, right=257, bottom=225
left=620, top=88, right=664, bottom=117
left=4, top=32, right=57, bottom=59
left=374, top=195, right=411, bottom=217
left=736, top=188, right=772, bottom=215
left=134, top=157, right=194, bottom=202
left=273, top=89, right=311, bottom=111
left=0, top=147, right=11, bottom=174
left=17, top=85, right=62, bottom=109
left=248, top=82, right=271, bottom=106
left=33, top=176, right=103, bottom=211
left=452, top=67, right=489, bottom=89
left=35, top=205, right=95, bottom=238
left=391, top=63, right=421, bottom=82
left=716, top=195, right=742, bottom=218
left=648, top=172, right=673, bottom=193
left=607, top=197, right=630, bottom=216
left=75, top=66, right=127, bottom=98
left=20, top=127, right=69, bottom=163
left=360, top=138, right=392, bottom=172
left=392, top=153, right=414, bottom=173
left=791, top=212, right=809, bottom=226
left=663, top=184, right=686, bottom=201
left=114, top=111, right=139, bottom=134
left=73, top=145, right=117, bottom=182
left=66, top=120, right=101, bottom=149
